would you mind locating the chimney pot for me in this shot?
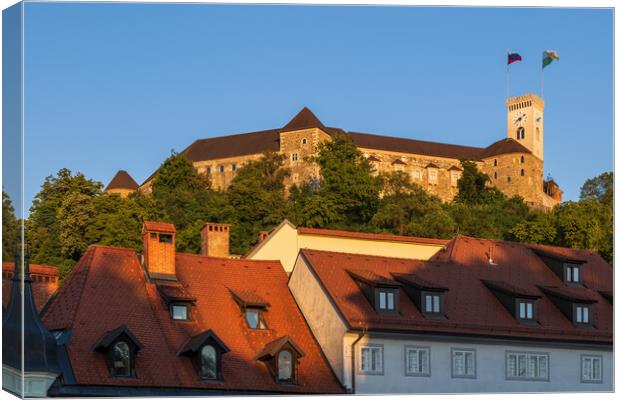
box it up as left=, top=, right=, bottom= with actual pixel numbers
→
left=201, top=223, right=230, bottom=258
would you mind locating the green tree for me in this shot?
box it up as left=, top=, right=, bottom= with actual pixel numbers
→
left=454, top=159, right=505, bottom=205
left=2, top=190, right=20, bottom=261
left=298, top=133, right=381, bottom=227
left=580, top=171, right=613, bottom=207
left=149, top=151, right=222, bottom=252
left=26, top=168, right=102, bottom=272
left=223, top=152, right=291, bottom=254
left=84, top=194, right=144, bottom=251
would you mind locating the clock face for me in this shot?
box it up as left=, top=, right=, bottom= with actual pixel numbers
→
left=513, top=112, right=527, bottom=126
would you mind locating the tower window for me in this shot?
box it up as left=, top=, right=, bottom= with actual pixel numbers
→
left=507, top=176, right=511, bottom=183
left=494, top=159, right=497, bottom=167
left=291, top=153, right=299, bottom=162
left=520, top=156, right=525, bottom=163
left=521, top=169, right=525, bottom=176
left=301, top=138, right=307, bottom=145
left=517, top=127, right=525, bottom=140
left=232, top=164, right=237, bottom=172
left=494, top=172, right=497, bottom=179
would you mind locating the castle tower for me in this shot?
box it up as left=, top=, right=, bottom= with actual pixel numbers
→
left=506, top=93, right=544, bottom=160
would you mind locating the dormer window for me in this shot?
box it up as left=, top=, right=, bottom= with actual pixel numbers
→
left=423, top=292, right=443, bottom=315
left=575, top=304, right=591, bottom=325
left=255, top=336, right=304, bottom=385
left=245, top=308, right=267, bottom=330
left=565, top=263, right=581, bottom=284
left=348, top=269, right=402, bottom=314
left=157, top=283, right=196, bottom=322
left=377, top=288, right=397, bottom=311
left=538, top=286, right=597, bottom=327
left=393, top=273, right=448, bottom=319
left=230, top=289, right=270, bottom=330
left=177, top=330, right=230, bottom=381
left=517, top=299, right=536, bottom=321
left=93, top=325, right=143, bottom=378
left=482, top=280, right=540, bottom=324
left=171, top=304, right=189, bottom=321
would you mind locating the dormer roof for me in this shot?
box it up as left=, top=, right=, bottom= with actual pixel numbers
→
left=143, top=221, right=176, bottom=234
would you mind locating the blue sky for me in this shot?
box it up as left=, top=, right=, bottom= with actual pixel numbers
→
left=15, top=3, right=613, bottom=211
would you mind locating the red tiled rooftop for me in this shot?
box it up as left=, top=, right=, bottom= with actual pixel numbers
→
left=2, top=262, right=59, bottom=276
left=300, top=236, right=612, bottom=343
left=41, top=245, right=342, bottom=393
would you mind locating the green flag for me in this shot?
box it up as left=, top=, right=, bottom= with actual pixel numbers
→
left=542, top=50, right=560, bottom=69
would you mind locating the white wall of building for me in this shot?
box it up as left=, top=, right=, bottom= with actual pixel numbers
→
left=353, top=335, right=612, bottom=393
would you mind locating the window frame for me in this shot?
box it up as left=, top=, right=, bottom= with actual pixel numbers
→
left=106, top=339, right=137, bottom=378
left=515, top=298, right=536, bottom=323
left=505, top=350, right=550, bottom=382
left=451, top=348, right=476, bottom=379
left=358, top=344, right=384, bottom=375
left=276, top=349, right=296, bottom=384
left=580, top=354, right=603, bottom=383
left=427, top=168, right=438, bottom=185
left=291, top=153, right=299, bottom=162
left=198, top=344, right=219, bottom=381
left=574, top=303, right=592, bottom=326
left=375, top=288, right=399, bottom=314
left=231, top=164, right=237, bottom=172
left=421, top=291, right=443, bottom=317
left=170, top=303, right=191, bottom=321
left=244, top=307, right=268, bottom=330
left=404, top=346, right=431, bottom=377
left=564, top=263, right=582, bottom=285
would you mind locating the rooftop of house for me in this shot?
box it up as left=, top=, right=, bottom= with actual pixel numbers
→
left=298, top=235, right=612, bottom=344
left=40, top=244, right=343, bottom=393
left=296, top=226, right=450, bottom=246
left=104, top=170, right=139, bottom=191
left=140, top=107, right=530, bottom=186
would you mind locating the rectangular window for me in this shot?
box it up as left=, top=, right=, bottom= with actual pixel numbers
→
left=377, top=289, right=397, bottom=311
left=506, top=351, right=549, bottom=381
left=218, top=165, right=225, bottom=173
left=159, top=234, right=173, bottom=244
left=575, top=304, right=591, bottom=324
left=428, top=169, right=438, bottom=184
left=581, top=355, right=603, bottom=383
left=423, top=293, right=442, bottom=315
left=450, top=172, right=461, bottom=187
left=517, top=299, right=535, bottom=321
left=360, top=345, right=383, bottom=374
left=413, top=169, right=422, bottom=180
left=452, top=349, right=476, bottom=378
left=232, top=164, right=237, bottom=172
left=171, top=304, right=189, bottom=321
left=565, top=263, right=581, bottom=283
left=405, top=346, right=430, bottom=376
left=291, top=153, right=299, bottom=162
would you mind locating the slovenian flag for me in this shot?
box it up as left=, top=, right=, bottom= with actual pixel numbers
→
left=542, top=50, right=560, bottom=69
left=507, top=52, right=522, bottom=65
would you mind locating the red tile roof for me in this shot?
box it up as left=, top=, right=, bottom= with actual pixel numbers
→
left=104, top=170, right=139, bottom=191
left=41, top=245, right=342, bottom=393
left=300, top=235, right=612, bottom=344
left=348, top=269, right=401, bottom=287
left=3, top=262, right=59, bottom=312
left=297, top=227, right=449, bottom=246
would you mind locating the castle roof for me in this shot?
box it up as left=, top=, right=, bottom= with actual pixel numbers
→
left=140, top=108, right=534, bottom=186
left=105, top=170, right=139, bottom=191
left=41, top=245, right=343, bottom=394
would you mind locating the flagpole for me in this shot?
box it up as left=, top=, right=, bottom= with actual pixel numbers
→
left=541, top=68, right=544, bottom=99
left=506, top=51, right=510, bottom=100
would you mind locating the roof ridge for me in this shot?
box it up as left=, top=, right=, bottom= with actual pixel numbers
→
left=300, top=247, right=432, bottom=264
left=347, top=130, right=486, bottom=151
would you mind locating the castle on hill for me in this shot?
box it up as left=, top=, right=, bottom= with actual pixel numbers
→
left=105, top=93, right=562, bottom=209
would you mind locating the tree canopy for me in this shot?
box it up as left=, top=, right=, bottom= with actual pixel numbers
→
left=10, top=139, right=612, bottom=281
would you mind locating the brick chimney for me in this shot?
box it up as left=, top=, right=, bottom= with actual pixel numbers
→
left=201, top=223, right=230, bottom=258
left=258, top=231, right=269, bottom=243
left=142, top=221, right=177, bottom=280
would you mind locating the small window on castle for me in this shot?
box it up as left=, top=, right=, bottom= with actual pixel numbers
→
left=159, top=234, right=173, bottom=244
left=507, top=177, right=511, bottom=183
left=218, top=165, right=225, bottom=173
left=232, top=164, right=237, bottom=172
left=494, top=172, right=498, bottom=179
left=413, top=169, right=422, bottom=180
left=520, top=156, right=525, bottom=163
left=206, top=166, right=211, bottom=174
left=428, top=169, right=438, bottom=184
left=517, top=127, right=525, bottom=140
left=291, top=153, right=299, bottom=162
left=521, top=169, right=525, bottom=176
left=301, top=138, right=307, bottom=145
left=494, top=159, right=497, bottom=166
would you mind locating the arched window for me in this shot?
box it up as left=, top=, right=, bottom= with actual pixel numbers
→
left=200, top=345, right=217, bottom=380
left=493, top=159, right=497, bottom=167
left=521, top=169, right=525, bottom=176
left=517, top=127, right=525, bottom=140
left=301, top=138, right=307, bottom=145
left=494, top=172, right=497, bottom=179
left=520, top=155, right=525, bottom=163
left=112, top=341, right=131, bottom=377
left=278, top=350, right=293, bottom=382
